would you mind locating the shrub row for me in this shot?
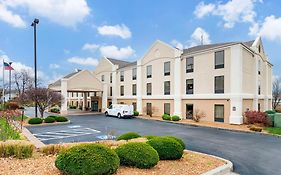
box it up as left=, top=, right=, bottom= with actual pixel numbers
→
left=162, top=114, right=181, bottom=121
left=133, top=111, right=139, bottom=116
left=116, top=132, right=141, bottom=141
left=0, top=140, right=34, bottom=159
left=28, top=116, right=68, bottom=125
left=50, top=108, right=60, bottom=113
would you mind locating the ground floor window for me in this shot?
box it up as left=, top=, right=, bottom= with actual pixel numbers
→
left=258, top=103, right=261, bottom=112
left=186, top=104, right=193, bottom=119
left=87, top=101, right=90, bottom=108
left=214, top=104, right=224, bottom=122
left=146, top=103, right=152, bottom=116
left=132, top=102, right=137, bottom=111
left=164, top=103, right=170, bottom=115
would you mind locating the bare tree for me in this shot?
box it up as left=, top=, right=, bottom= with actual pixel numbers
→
left=19, top=87, right=63, bottom=118
left=13, top=69, right=34, bottom=96
left=272, top=77, right=281, bottom=109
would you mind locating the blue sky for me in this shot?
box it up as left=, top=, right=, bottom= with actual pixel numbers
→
left=0, top=0, right=281, bottom=84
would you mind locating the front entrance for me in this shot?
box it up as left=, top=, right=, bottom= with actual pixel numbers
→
left=186, top=104, right=193, bottom=119
left=91, top=101, right=99, bottom=112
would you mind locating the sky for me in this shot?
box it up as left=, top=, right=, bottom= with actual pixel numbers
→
left=0, top=0, right=281, bottom=85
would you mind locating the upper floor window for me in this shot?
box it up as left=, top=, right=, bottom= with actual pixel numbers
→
left=258, top=81, right=261, bottom=95
left=132, top=84, right=137, bottom=96
left=164, top=81, right=170, bottom=95
left=258, top=45, right=261, bottom=53
left=110, top=87, right=112, bottom=96
left=110, top=73, right=112, bottom=83
left=147, top=83, right=152, bottom=95
left=186, top=57, right=194, bottom=73
left=186, top=79, right=194, bottom=94
left=147, top=65, right=152, bottom=78
left=258, top=60, right=261, bottom=75
left=215, top=76, right=224, bottom=93
left=132, top=68, right=137, bottom=80
left=164, top=61, right=170, bottom=76
left=120, top=71, right=124, bottom=82
left=120, top=86, right=124, bottom=96
left=215, top=50, right=224, bottom=69
left=101, top=75, right=105, bottom=82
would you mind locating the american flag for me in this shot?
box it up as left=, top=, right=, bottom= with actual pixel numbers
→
left=4, top=62, right=14, bottom=71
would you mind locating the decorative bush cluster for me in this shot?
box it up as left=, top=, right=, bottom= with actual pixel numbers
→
left=249, top=126, right=263, bottom=132
left=117, top=132, right=141, bottom=141
left=44, top=116, right=56, bottom=123
left=133, top=111, right=139, bottom=116
left=171, top=115, right=181, bottom=121
left=165, top=136, right=185, bottom=150
left=147, top=137, right=184, bottom=160
left=115, top=142, right=159, bottom=169
left=162, top=114, right=171, bottom=120
left=0, top=140, right=34, bottom=158
left=244, top=111, right=268, bottom=125
left=5, top=102, right=19, bottom=110
left=50, top=108, right=60, bottom=113
left=28, top=118, right=43, bottom=124
left=55, top=144, right=120, bottom=175
left=69, top=105, right=77, bottom=109
left=49, top=116, right=68, bottom=122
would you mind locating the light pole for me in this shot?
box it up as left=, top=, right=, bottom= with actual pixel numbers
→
left=31, top=18, right=39, bottom=118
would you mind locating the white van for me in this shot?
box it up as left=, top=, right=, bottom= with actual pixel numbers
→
left=105, top=104, right=134, bottom=118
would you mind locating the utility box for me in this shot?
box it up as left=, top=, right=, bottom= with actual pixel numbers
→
left=274, top=113, right=281, bottom=128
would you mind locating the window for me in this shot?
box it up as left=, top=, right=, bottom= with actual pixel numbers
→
left=258, top=60, right=261, bottom=75
left=110, top=86, right=112, bottom=96
left=120, top=86, right=124, bottom=96
left=164, top=103, right=170, bottom=115
left=132, top=102, right=137, bottom=111
left=258, top=45, right=261, bottom=53
left=215, top=50, right=224, bottom=69
left=214, top=105, right=224, bottom=122
left=147, top=65, right=152, bottom=78
left=258, top=81, right=261, bottom=95
left=258, top=103, right=261, bottom=112
left=101, top=75, right=105, bottom=82
left=186, top=57, right=194, bottom=73
left=120, top=71, right=124, bottom=82
left=215, top=76, right=224, bottom=93
left=164, top=61, right=170, bottom=76
left=186, top=79, right=194, bottom=94
left=110, top=73, right=112, bottom=83
left=87, top=92, right=90, bottom=97
left=164, top=81, right=170, bottom=95
left=132, top=68, right=137, bottom=80
left=132, top=84, right=137, bottom=96
left=146, top=103, right=152, bottom=116
left=72, top=92, right=74, bottom=97
left=147, top=83, right=152, bottom=95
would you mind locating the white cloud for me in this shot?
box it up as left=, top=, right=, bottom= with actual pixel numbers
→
left=194, top=0, right=260, bottom=28
left=82, top=43, right=99, bottom=52
left=189, top=27, right=211, bottom=47
left=1, top=0, right=90, bottom=28
left=194, top=2, right=215, bottom=18
left=250, top=15, right=281, bottom=41
left=49, top=63, right=60, bottom=69
left=0, top=3, right=26, bottom=28
left=97, top=24, right=132, bottom=39
left=99, top=45, right=135, bottom=59
left=171, top=40, right=184, bottom=50
left=67, top=57, right=99, bottom=66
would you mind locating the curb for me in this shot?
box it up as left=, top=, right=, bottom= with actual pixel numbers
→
left=186, top=150, right=234, bottom=175
left=21, top=126, right=45, bottom=148
left=137, top=117, right=281, bottom=138
left=25, top=120, right=71, bottom=127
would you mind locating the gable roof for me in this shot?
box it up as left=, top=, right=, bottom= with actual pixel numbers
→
left=183, top=40, right=255, bottom=55
left=107, top=58, right=131, bottom=67
left=49, top=69, right=82, bottom=87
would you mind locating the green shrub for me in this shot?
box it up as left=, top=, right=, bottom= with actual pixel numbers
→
left=147, top=137, right=184, bottom=160
left=48, top=115, right=59, bottom=120
left=55, top=116, right=68, bottom=122
left=133, top=111, right=139, bottom=116
left=144, top=135, right=159, bottom=140
left=249, top=126, right=263, bottom=132
left=44, top=117, right=56, bottom=123
left=265, top=110, right=276, bottom=114
left=0, top=140, right=34, bottom=159
left=162, top=114, right=171, bottom=120
left=50, top=108, right=60, bottom=113
left=117, top=132, right=141, bottom=141
left=165, top=136, right=185, bottom=150
left=55, top=144, right=119, bottom=175
left=69, top=105, right=77, bottom=109
left=171, top=115, right=181, bottom=121
left=115, top=142, right=159, bottom=169
left=28, top=118, right=43, bottom=124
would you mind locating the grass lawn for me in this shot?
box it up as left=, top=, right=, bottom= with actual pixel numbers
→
left=0, top=118, right=21, bottom=141
left=14, top=115, right=29, bottom=121
left=265, top=127, right=281, bottom=135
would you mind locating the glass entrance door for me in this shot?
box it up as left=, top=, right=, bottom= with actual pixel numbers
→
left=91, top=101, right=99, bottom=112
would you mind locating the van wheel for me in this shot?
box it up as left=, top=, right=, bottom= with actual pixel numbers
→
left=117, top=113, right=121, bottom=119
left=105, top=112, right=108, bottom=116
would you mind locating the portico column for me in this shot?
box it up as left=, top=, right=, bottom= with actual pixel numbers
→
left=253, top=54, right=259, bottom=111
left=83, top=92, right=87, bottom=111
left=173, top=56, right=182, bottom=117
left=112, top=65, right=118, bottom=104
left=78, top=92, right=81, bottom=109
left=264, top=62, right=269, bottom=110
left=136, top=60, right=142, bottom=114
left=60, top=78, right=68, bottom=115
left=229, top=45, right=243, bottom=124
left=102, top=83, right=108, bottom=112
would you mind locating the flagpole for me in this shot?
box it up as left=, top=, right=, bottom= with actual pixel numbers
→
left=9, top=62, right=12, bottom=100
left=2, top=59, right=5, bottom=105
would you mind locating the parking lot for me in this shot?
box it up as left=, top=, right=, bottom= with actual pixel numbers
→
left=26, top=114, right=281, bottom=175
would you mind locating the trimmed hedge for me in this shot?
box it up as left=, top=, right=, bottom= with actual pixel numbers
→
left=55, top=116, right=68, bottom=122
left=28, top=118, right=43, bottom=124
left=44, top=116, right=56, bottom=123
left=162, top=114, right=171, bottom=120
left=117, top=132, right=141, bottom=141
left=55, top=144, right=120, bottom=175
left=115, top=142, right=159, bottom=169
left=144, top=135, right=159, bottom=140
left=165, top=136, right=185, bottom=150
left=147, top=137, right=184, bottom=160
left=50, top=108, right=60, bottom=113
left=171, top=115, right=181, bottom=121
left=133, top=111, right=139, bottom=116
left=265, top=110, right=276, bottom=114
